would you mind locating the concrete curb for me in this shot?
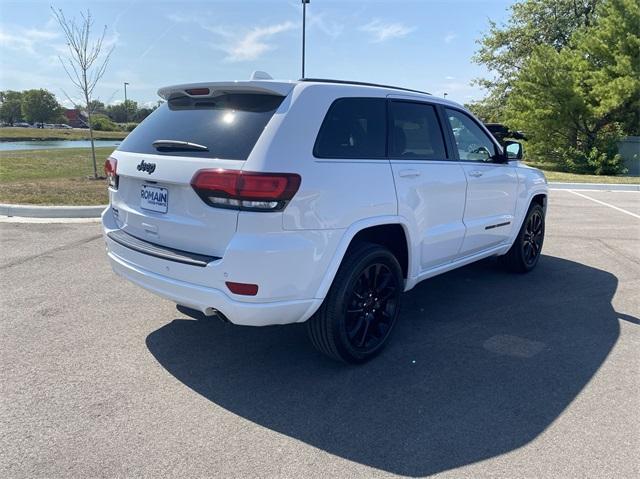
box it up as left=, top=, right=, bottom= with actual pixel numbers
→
left=0, top=203, right=107, bottom=218
left=549, top=182, right=640, bottom=191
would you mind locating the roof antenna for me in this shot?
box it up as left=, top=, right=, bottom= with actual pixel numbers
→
left=251, top=71, right=273, bottom=81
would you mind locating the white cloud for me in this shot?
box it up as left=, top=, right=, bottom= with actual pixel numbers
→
left=221, top=22, right=296, bottom=62
left=308, top=12, right=343, bottom=39
left=0, top=26, right=59, bottom=55
left=359, top=19, right=415, bottom=43
left=445, top=76, right=456, bottom=80
left=444, top=32, right=457, bottom=44
left=166, top=13, right=297, bottom=63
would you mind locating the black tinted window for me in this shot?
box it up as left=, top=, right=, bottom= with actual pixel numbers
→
left=389, top=102, right=446, bottom=159
left=314, top=98, right=386, bottom=159
left=117, top=93, right=284, bottom=160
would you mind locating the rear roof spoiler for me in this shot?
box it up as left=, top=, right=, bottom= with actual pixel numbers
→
left=157, top=81, right=296, bottom=100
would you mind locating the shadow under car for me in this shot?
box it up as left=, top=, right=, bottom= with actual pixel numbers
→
left=146, top=255, right=627, bottom=477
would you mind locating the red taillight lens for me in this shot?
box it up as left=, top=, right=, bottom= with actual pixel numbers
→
left=191, top=169, right=301, bottom=211
left=104, top=157, right=118, bottom=189
left=185, top=88, right=210, bottom=96
left=226, top=281, right=259, bottom=296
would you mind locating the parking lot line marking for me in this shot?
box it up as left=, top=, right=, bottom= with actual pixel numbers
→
left=567, top=190, right=640, bottom=219
left=549, top=188, right=640, bottom=193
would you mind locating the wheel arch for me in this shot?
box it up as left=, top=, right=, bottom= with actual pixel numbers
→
left=531, top=192, right=547, bottom=213
left=507, top=187, right=548, bottom=250
left=313, top=216, right=414, bottom=301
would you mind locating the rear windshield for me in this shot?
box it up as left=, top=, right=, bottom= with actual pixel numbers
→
left=117, top=93, right=284, bottom=160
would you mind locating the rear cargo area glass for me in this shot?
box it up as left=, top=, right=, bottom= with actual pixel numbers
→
left=117, top=93, right=284, bottom=160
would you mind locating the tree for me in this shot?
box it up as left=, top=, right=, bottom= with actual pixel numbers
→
left=52, top=7, right=114, bottom=179
left=471, top=0, right=601, bottom=120
left=504, top=0, right=639, bottom=174
left=573, top=0, right=640, bottom=136
left=21, top=89, right=62, bottom=126
left=87, top=99, right=106, bottom=115
left=134, top=106, right=154, bottom=122
left=106, top=100, right=138, bottom=123
left=0, top=90, right=23, bottom=126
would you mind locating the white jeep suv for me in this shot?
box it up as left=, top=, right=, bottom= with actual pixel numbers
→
left=102, top=76, right=548, bottom=363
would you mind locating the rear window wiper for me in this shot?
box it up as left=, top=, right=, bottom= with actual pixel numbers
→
left=152, top=140, right=209, bottom=152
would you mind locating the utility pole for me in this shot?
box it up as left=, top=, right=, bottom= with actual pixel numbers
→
left=124, top=82, right=129, bottom=122
left=302, top=0, right=310, bottom=78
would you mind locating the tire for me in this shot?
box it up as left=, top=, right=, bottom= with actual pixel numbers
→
left=501, top=203, right=545, bottom=273
left=307, top=242, right=403, bottom=364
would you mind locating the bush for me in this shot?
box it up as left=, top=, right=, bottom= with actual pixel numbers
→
left=560, top=147, right=626, bottom=176
left=125, top=122, right=138, bottom=132
left=91, top=114, right=118, bottom=131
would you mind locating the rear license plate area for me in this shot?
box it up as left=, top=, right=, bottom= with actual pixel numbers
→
left=140, top=185, right=168, bottom=213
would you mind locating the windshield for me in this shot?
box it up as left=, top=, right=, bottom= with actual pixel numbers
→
left=117, top=93, right=284, bottom=160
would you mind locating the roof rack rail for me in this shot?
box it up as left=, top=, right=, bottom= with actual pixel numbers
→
left=299, top=78, right=431, bottom=96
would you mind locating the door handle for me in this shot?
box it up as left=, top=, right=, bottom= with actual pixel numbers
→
left=398, top=169, right=421, bottom=178
left=468, top=170, right=483, bottom=177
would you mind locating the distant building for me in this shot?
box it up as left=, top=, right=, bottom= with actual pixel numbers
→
left=64, top=109, right=88, bottom=128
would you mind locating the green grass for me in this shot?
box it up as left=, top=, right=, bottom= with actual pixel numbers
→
left=538, top=169, right=640, bottom=184
left=524, top=162, right=639, bottom=184
left=0, top=147, right=113, bottom=205
left=0, top=127, right=127, bottom=141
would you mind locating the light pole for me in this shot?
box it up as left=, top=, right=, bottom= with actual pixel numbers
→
left=124, top=82, right=129, bottom=122
left=302, top=0, right=310, bottom=78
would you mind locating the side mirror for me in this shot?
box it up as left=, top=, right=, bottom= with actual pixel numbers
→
left=504, top=141, right=523, bottom=160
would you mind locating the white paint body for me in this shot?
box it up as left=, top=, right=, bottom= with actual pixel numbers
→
left=102, top=80, right=548, bottom=326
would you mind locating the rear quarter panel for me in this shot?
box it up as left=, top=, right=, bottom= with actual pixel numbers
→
left=245, top=84, right=398, bottom=231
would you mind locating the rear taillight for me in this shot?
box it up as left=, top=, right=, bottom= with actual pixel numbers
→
left=191, top=169, right=301, bottom=211
left=104, top=157, right=118, bottom=189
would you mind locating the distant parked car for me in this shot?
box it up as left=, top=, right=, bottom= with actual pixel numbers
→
left=54, top=124, right=73, bottom=129
left=14, top=122, right=32, bottom=128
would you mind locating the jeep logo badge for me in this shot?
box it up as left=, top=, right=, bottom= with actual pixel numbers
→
left=137, top=160, right=156, bottom=174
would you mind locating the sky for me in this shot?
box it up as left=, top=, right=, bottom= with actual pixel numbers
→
left=0, top=0, right=514, bottom=108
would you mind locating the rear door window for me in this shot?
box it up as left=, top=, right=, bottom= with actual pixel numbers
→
left=117, top=93, right=284, bottom=160
left=313, top=98, right=386, bottom=159
left=389, top=101, right=447, bottom=159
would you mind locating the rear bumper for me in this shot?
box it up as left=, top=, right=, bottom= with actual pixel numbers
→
left=107, top=249, right=322, bottom=326
left=102, top=207, right=333, bottom=326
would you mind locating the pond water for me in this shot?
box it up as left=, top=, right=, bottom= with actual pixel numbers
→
left=0, top=140, right=122, bottom=151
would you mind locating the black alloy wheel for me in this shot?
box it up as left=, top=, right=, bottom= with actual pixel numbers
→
left=307, top=243, right=403, bottom=363
left=345, top=263, right=399, bottom=350
left=522, top=208, right=544, bottom=266
left=501, top=203, right=545, bottom=273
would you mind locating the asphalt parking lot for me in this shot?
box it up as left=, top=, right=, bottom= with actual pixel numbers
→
left=1, top=189, right=639, bottom=478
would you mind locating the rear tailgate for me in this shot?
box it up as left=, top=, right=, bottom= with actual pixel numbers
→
left=109, top=151, right=243, bottom=257
left=107, top=83, right=293, bottom=258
